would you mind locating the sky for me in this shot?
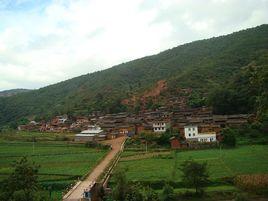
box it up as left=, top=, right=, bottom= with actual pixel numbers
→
left=0, top=0, right=268, bottom=91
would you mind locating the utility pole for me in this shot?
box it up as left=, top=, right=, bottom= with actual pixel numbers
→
left=32, top=137, right=35, bottom=155
left=32, top=141, right=34, bottom=155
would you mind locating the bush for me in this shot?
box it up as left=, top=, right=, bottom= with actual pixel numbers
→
left=221, top=128, right=237, bottom=147
left=85, top=141, right=110, bottom=150
left=160, top=183, right=175, bottom=201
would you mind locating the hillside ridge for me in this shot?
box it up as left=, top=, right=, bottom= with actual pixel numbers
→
left=0, top=24, right=267, bottom=127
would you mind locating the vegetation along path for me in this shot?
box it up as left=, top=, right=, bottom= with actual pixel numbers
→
left=63, top=136, right=126, bottom=201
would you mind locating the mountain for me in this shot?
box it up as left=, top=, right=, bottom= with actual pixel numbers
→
left=0, top=25, right=268, bottom=127
left=0, top=89, right=32, bottom=97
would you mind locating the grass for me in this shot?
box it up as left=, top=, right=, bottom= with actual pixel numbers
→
left=0, top=130, right=75, bottom=142
left=0, top=132, right=108, bottom=200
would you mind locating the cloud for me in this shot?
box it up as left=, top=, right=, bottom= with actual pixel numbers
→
left=0, top=0, right=267, bottom=91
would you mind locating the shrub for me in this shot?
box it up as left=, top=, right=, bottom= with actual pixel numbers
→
left=160, top=183, right=174, bottom=201
left=221, top=128, right=237, bottom=147
left=85, top=141, right=110, bottom=150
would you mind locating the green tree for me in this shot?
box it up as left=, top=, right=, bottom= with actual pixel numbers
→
left=112, top=169, right=129, bottom=201
left=221, top=128, right=237, bottom=147
left=0, top=157, right=48, bottom=201
left=180, top=160, right=209, bottom=194
left=188, top=91, right=206, bottom=108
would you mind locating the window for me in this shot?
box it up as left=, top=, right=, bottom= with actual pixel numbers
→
left=189, top=133, right=191, bottom=137
left=188, top=128, right=191, bottom=131
left=193, top=127, right=195, bottom=131
left=193, top=133, right=195, bottom=136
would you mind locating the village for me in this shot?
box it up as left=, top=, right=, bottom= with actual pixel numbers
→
left=18, top=105, right=251, bottom=149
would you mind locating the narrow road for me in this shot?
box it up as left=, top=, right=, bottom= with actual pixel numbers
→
left=63, top=136, right=126, bottom=201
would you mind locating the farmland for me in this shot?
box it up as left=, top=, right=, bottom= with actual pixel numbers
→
left=117, top=145, right=268, bottom=181
left=0, top=132, right=108, bottom=199
left=110, top=144, right=268, bottom=199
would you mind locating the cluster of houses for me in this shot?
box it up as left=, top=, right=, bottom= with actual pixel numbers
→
left=18, top=106, right=252, bottom=148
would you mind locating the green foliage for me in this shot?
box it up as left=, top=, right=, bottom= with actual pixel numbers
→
left=139, top=132, right=159, bottom=144
left=85, top=141, right=111, bottom=150
left=136, top=129, right=180, bottom=148
left=112, top=169, right=129, bottom=201
left=188, top=91, right=206, bottom=108
left=180, top=160, right=209, bottom=194
left=7, top=157, right=39, bottom=192
left=208, top=59, right=268, bottom=115
left=160, top=183, right=175, bottom=201
left=0, top=25, right=268, bottom=126
left=0, top=157, right=50, bottom=201
left=221, top=128, right=237, bottom=147
left=140, top=186, right=159, bottom=201
left=112, top=169, right=159, bottom=201
left=12, top=190, right=49, bottom=201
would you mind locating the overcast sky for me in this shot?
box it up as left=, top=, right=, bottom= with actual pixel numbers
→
left=0, top=0, right=268, bottom=91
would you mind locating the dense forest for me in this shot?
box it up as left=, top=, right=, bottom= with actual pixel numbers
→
left=0, top=89, right=31, bottom=97
left=0, top=25, right=267, bottom=127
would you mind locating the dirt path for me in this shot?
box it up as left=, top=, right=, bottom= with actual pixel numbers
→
left=63, top=137, right=126, bottom=201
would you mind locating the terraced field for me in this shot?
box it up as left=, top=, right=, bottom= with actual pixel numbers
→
left=112, top=145, right=268, bottom=193
left=0, top=140, right=108, bottom=199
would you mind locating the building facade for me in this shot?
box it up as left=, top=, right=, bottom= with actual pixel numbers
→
left=153, top=121, right=167, bottom=133
left=184, top=125, right=216, bottom=142
left=75, top=125, right=105, bottom=142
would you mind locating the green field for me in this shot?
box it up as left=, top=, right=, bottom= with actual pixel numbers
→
left=0, top=133, right=108, bottom=199
left=113, top=145, right=268, bottom=192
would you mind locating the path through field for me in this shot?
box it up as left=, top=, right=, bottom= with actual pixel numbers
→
left=63, top=136, right=126, bottom=201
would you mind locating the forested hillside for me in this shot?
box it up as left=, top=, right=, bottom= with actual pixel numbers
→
left=0, top=89, right=31, bottom=97
left=0, top=25, right=268, bottom=127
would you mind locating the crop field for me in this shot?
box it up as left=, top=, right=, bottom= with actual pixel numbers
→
left=113, top=145, right=268, bottom=193
left=0, top=136, right=108, bottom=199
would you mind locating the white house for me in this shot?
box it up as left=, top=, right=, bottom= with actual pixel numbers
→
left=75, top=125, right=105, bottom=142
left=153, top=121, right=167, bottom=133
left=57, top=115, right=68, bottom=124
left=184, top=125, right=216, bottom=142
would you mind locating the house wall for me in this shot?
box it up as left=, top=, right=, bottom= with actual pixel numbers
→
left=170, top=139, right=180, bottom=149
left=184, top=125, right=217, bottom=142
left=184, top=125, right=198, bottom=139
left=74, top=136, right=94, bottom=142
left=153, top=122, right=166, bottom=132
left=197, top=134, right=217, bottom=142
